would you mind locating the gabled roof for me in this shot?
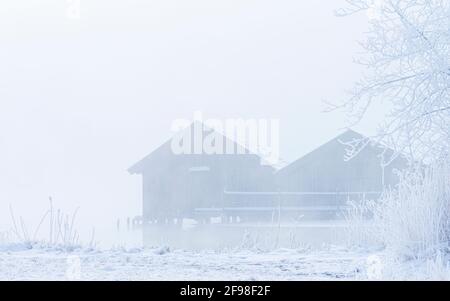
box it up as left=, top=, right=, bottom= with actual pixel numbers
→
left=276, top=129, right=400, bottom=176
left=128, top=121, right=272, bottom=174
left=128, top=135, right=173, bottom=175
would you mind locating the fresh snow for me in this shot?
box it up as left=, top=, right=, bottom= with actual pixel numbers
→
left=0, top=244, right=371, bottom=281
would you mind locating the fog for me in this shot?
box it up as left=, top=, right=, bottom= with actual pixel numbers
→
left=0, top=1, right=382, bottom=243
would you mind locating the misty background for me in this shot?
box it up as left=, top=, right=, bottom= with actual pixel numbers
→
left=0, top=1, right=384, bottom=239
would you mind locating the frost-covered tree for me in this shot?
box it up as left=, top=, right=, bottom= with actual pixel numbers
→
left=335, top=0, right=450, bottom=162
left=339, top=1, right=450, bottom=269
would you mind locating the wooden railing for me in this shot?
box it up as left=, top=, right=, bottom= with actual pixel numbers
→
left=194, top=190, right=382, bottom=220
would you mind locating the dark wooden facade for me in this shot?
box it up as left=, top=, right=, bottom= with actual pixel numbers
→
left=130, top=128, right=407, bottom=222
left=129, top=123, right=275, bottom=223
left=276, top=130, right=407, bottom=205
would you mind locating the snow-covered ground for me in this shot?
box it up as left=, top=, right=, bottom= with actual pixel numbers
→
left=1, top=242, right=448, bottom=280
left=0, top=243, right=374, bottom=281
left=1, top=221, right=448, bottom=281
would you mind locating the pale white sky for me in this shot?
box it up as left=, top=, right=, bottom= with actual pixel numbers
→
left=0, top=1, right=384, bottom=235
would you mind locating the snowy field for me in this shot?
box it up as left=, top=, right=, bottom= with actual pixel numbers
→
left=1, top=221, right=449, bottom=281
left=0, top=243, right=372, bottom=281
left=1, top=243, right=448, bottom=281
